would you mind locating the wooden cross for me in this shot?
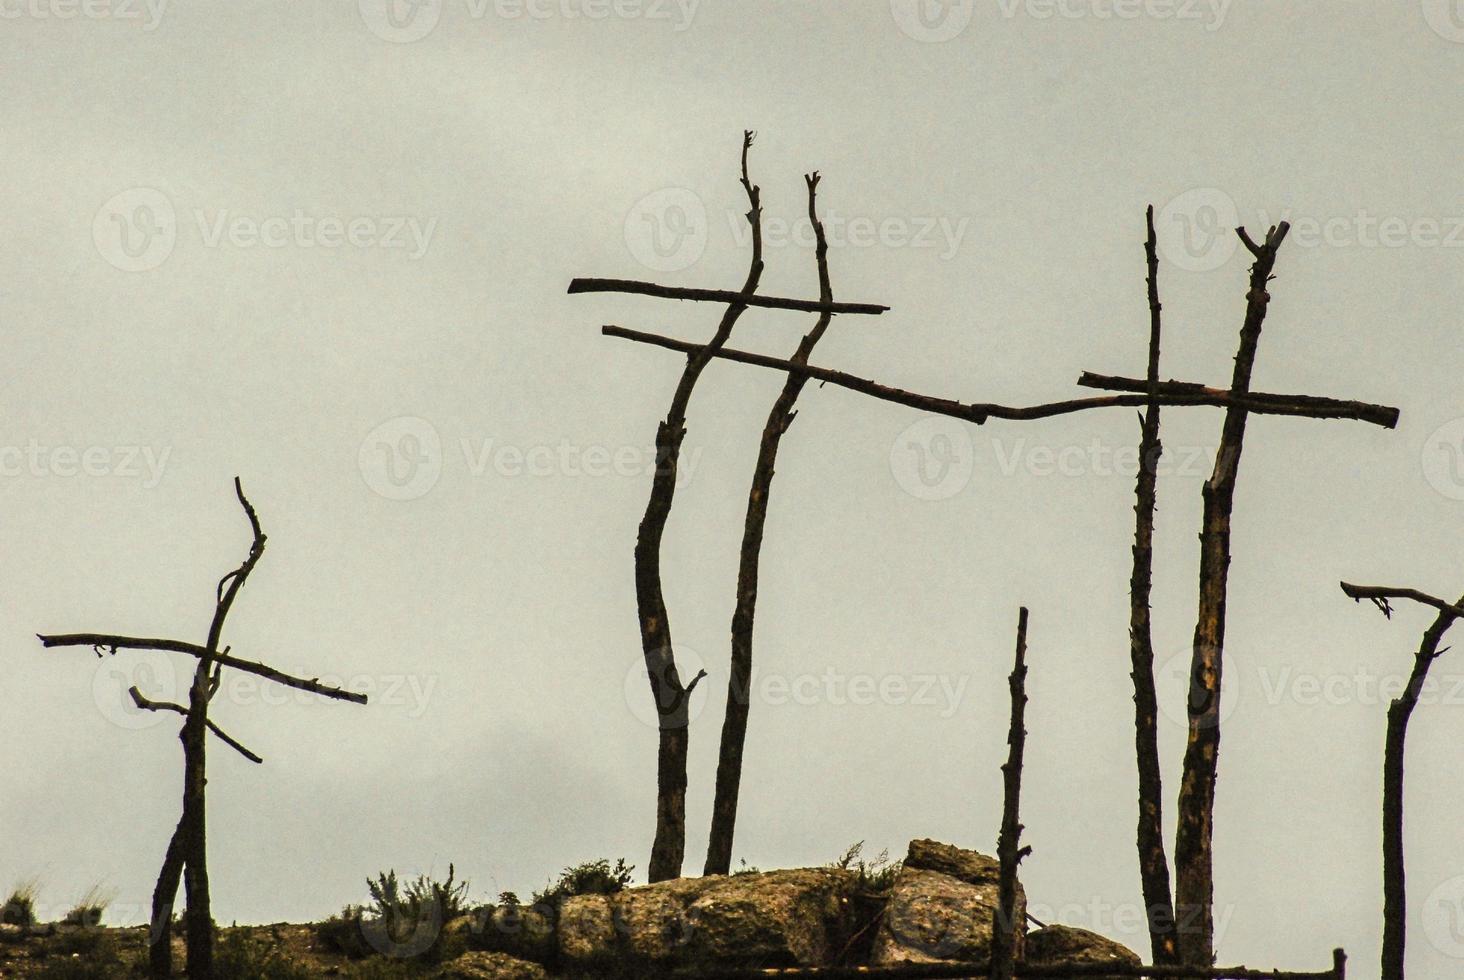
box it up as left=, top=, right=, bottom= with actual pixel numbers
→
left=599, top=216, right=1398, bottom=966
left=38, top=478, right=367, bottom=980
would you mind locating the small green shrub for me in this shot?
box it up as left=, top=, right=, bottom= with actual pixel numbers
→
left=213, top=928, right=315, bottom=980
left=531, top=858, right=634, bottom=908
left=830, top=841, right=900, bottom=893
left=732, top=859, right=761, bottom=876
left=62, top=883, right=116, bottom=928
left=2, top=876, right=40, bottom=926
left=316, top=905, right=374, bottom=960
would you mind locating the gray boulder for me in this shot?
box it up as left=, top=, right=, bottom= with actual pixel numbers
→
left=870, top=839, right=1025, bottom=965
left=1024, top=923, right=1142, bottom=979
left=557, top=868, right=858, bottom=970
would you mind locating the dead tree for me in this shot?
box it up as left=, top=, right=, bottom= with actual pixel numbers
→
left=604, top=216, right=1398, bottom=959
left=570, top=137, right=891, bottom=882
left=704, top=172, right=834, bottom=877
left=38, top=478, right=367, bottom=979
left=1339, top=581, right=1464, bottom=980
left=1130, top=206, right=1176, bottom=964
left=991, top=607, right=1031, bottom=980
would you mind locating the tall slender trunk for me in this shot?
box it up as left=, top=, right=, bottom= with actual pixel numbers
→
left=705, top=173, right=832, bottom=877
left=990, top=608, right=1031, bottom=980
left=639, top=132, right=764, bottom=883
left=1381, top=596, right=1463, bottom=980
left=1130, top=206, right=1175, bottom=964
left=149, top=813, right=188, bottom=978
left=1174, top=224, right=1289, bottom=967
left=181, top=693, right=212, bottom=979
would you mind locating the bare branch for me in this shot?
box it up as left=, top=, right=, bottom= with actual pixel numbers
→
left=568, top=278, right=888, bottom=316
left=38, top=633, right=367, bottom=705
left=1079, top=373, right=1398, bottom=429
left=128, top=688, right=263, bottom=764
left=1340, top=583, right=1464, bottom=621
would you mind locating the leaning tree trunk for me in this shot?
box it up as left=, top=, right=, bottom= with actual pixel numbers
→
left=638, top=132, right=764, bottom=883
left=1129, top=205, right=1176, bottom=964
left=704, top=172, right=833, bottom=877
left=149, top=812, right=189, bottom=977
left=1381, top=597, right=1464, bottom=980
left=1174, top=223, right=1289, bottom=968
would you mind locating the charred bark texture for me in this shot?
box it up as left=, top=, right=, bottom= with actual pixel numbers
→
left=1340, top=582, right=1464, bottom=980
left=705, top=173, right=834, bottom=877
left=991, top=607, right=1032, bottom=980
left=1130, top=206, right=1176, bottom=965
left=1174, top=223, right=1290, bottom=968
left=639, top=132, right=764, bottom=883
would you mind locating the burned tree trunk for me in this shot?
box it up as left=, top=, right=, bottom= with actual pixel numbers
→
left=1174, top=222, right=1290, bottom=968
left=1129, top=205, right=1176, bottom=964
left=639, top=131, right=764, bottom=882
left=1340, top=582, right=1464, bottom=980
left=40, top=478, right=364, bottom=980
left=991, top=607, right=1031, bottom=980
left=704, top=172, right=833, bottom=877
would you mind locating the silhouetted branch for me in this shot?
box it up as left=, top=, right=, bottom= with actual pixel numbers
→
left=128, top=688, right=263, bottom=764
left=568, top=278, right=888, bottom=316
left=1339, top=583, right=1464, bottom=621
left=1078, top=374, right=1398, bottom=429
left=37, top=634, right=367, bottom=704
left=992, top=607, right=1031, bottom=980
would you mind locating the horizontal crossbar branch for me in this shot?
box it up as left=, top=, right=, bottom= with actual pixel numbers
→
left=569, top=277, right=889, bottom=315
left=1079, top=372, right=1399, bottom=429
left=1340, top=582, right=1464, bottom=621
left=603, top=325, right=1389, bottom=427
left=38, top=633, right=368, bottom=705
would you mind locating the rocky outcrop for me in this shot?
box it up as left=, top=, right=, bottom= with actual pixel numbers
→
left=435, top=949, right=549, bottom=979
left=557, top=867, right=858, bottom=971
left=869, top=838, right=1025, bottom=965
left=1024, top=924, right=1142, bottom=979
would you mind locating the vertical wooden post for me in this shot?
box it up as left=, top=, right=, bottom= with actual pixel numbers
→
left=992, top=607, right=1031, bottom=980
left=1129, top=205, right=1176, bottom=964
left=705, top=171, right=834, bottom=877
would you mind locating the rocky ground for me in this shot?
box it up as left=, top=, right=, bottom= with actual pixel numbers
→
left=0, top=840, right=1141, bottom=979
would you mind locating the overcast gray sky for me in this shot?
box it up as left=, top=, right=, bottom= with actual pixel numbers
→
left=3, top=0, right=1463, bottom=973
